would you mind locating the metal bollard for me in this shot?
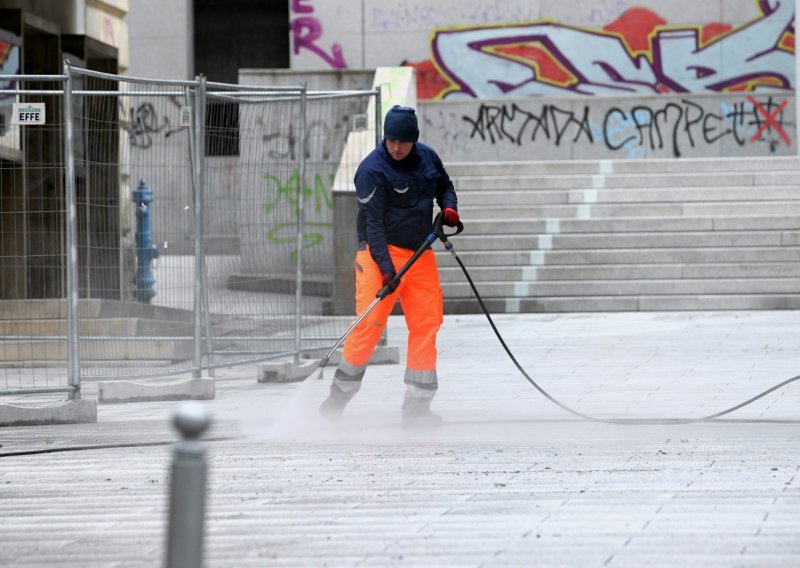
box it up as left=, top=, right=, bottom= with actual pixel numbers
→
left=166, top=401, right=211, bottom=568
left=133, top=178, right=160, bottom=302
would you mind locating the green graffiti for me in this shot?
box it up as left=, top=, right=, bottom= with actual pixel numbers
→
left=268, top=221, right=333, bottom=264
left=263, top=169, right=334, bottom=215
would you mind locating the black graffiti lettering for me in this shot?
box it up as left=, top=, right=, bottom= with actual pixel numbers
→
left=465, top=102, right=594, bottom=147
left=463, top=104, right=491, bottom=143
left=124, top=99, right=184, bottom=148
left=653, top=103, right=684, bottom=158
left=629, top=107, right=654, bottom=149
left=681, top=99, right=703, bottom=148
left=703, top=112, right=730, bottom=144
left=724, top=102, right=748, bottom=145
left=464, top=97, right=792, bottom=157
left=464, top=104, right=518, bottom=144
left=526, top=105, right=550, bottom=144
left=258, top=117, right=344, bottom=162
left=127, top=103, right=163, bottom=148
left=603, top=108, right=636, bottom=150
left=550, top=105, right=593, bottom=145
left=502, top=103, right=531, bottom=145
left=482, top=105, right=504, bottom=144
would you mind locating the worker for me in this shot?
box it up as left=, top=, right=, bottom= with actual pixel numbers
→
left=320, top=105, right=459, bottom=428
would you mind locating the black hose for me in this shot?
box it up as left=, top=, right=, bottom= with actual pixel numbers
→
left=447, top=247, right=800, bottom=425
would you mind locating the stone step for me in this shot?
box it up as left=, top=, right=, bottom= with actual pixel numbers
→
left=0, top=318, right=195, bottom=337
left=444, top=230, right=795, bottom=251
left=0, top=338, right=194, bottom=362
left=446, top=156, right=800, bottom=177
left=438, top=262, right=800, bottom=282
left=573, top=186, right=800, bottom=204
left=440, top=277, right=800, bottom=298
left=442, top=294, right=800, bottom=313
left=457, top=201, right=800, bottom=219
left=451, top=216, right=800, bottom=235
left=434, top=246, right=800, bottom=266
left=457, top=186, right=800, bottom=206
left=0, top=299, right=193, bottom=322
left=452, top=171, right=798, bottom=191
left=439, top=156, right=800, bottom=313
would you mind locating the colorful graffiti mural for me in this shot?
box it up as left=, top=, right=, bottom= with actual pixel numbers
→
left=407, top=0, right=794, bottom=99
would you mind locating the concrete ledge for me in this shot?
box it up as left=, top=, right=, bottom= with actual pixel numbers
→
left=97, top=377, right=215, bottom=404
left=257, top=346, right=401, bottom=383
left=0, top=399, right=97, bottom=427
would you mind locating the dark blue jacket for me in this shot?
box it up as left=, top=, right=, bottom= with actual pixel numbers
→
left=354, top=141, right=458, bottom=276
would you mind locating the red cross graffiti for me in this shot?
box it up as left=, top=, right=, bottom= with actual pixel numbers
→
left=748, top=96, right=791, bottom=147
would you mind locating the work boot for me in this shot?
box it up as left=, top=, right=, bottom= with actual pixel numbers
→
left=401, top=384, right=442, bottom=429
left=318, top=366, right=363, bottom=421
left=318, top=389, right=349, bottom=421
left=401, top=403, right=443, bottom=429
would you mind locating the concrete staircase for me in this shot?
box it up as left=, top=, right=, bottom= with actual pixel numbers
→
left=439, top=156, right=800, bottom=313
left=0, top=299, right=196, bottom=365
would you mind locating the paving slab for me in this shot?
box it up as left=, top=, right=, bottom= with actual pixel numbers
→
left=0, top=310, right=799, bottom=567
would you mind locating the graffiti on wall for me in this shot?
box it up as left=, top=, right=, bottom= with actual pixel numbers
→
left=461, top=95, right=792, bottom=159
left=124, top=101, right=185, bottom=148
left=291, top=0, right=347, bottom=68
left=410, top=0, right=794, bottom=99
left=263, top=169, right=334, bottom=261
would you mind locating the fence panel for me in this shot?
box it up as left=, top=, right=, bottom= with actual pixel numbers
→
left=202, top=86, right=378, bottom=367
left=71, top=68, right=200, bottom=379
left=1, top=67, right=380, bottom=393
left=0, top=76, right=73, bottom=395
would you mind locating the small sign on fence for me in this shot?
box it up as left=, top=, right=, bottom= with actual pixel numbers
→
left=352, top=113, right=368, bottom=131
left=11, top=103, right=45, bottom=125
left=181, top=106, right=192, bottom=127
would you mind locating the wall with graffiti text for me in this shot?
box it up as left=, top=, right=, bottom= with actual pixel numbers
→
left=419, top=92, right=795, bottom=161
left=291, top=0, right=795, bottom=101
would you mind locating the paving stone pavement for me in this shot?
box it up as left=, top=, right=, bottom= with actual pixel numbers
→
left=1, top=311, right=799, bottom=567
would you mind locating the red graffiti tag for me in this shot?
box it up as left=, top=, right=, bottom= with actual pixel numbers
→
left=291, top=0, right=347, bottom=69
left=748, top=96, right=791, bottom=147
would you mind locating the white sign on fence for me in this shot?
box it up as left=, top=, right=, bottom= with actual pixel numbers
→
left=180, top=106, right=192, bottom=127
left=11, top=103, right=45, bottom=125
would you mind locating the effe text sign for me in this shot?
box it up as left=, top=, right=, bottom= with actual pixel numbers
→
left=12, top=103, right=46, bottom=125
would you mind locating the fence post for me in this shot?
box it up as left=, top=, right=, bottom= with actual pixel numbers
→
left=165, top=401, right=211, bottom=568
left=374, top=87, right=382, bottom=147
left=193, top=76, right=207, bottom=378
left=63, top=61, right=82, bottom=400
left=293, top=85, right=308, bottom=364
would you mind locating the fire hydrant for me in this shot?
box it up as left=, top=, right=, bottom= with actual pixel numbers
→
left=132, top=178, right=159, bottom=303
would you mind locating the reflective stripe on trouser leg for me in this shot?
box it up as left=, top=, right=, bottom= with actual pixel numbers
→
left=396, top=247, right=442, bottom=387
left=342, top=247, right=399, bottom=367
left=332, top=359, right=366, bottom=394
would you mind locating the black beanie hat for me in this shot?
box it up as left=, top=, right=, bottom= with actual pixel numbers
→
left=383, top=105, right=419, bottom=142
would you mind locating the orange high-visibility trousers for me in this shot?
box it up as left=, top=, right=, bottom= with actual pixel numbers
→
left=341, top=244, right=443, bottom=388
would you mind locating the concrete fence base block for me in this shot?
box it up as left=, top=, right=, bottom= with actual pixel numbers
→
left=0, top=399, right=97, bottom=427
left=257, top=360, right=319, bottom=383
left=98, top=377, right=215, bottom=404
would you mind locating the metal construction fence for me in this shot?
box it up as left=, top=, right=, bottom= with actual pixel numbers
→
left=0, top=65, right=381, bottom=398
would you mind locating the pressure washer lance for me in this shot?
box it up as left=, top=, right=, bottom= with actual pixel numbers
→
left=313, top=213, right=464, bottom=382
